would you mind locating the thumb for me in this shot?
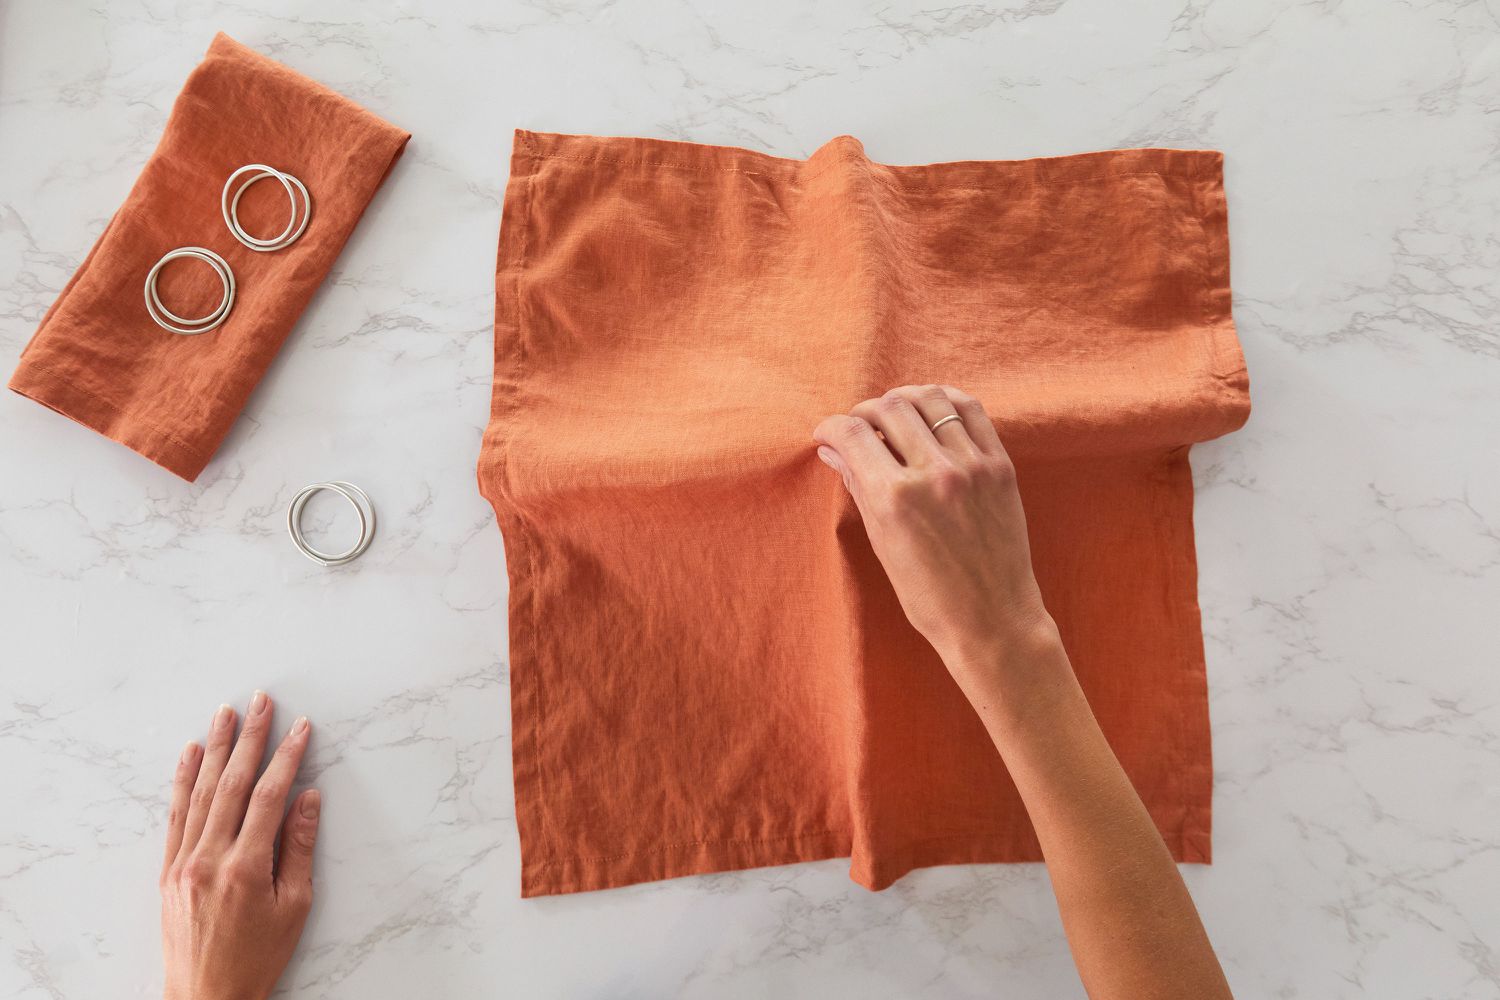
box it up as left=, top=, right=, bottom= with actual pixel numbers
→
left=816, top=446, right=853, bottom=493
left=275, top=788, right=320, bottom=900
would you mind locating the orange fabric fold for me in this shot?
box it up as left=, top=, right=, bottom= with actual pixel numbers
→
left=479, top=129, right=1251, bottom=897
left=8, top=33, right=410, bottom=481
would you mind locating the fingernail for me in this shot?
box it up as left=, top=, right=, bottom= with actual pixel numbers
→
left=816, top=447, right=838, bottom=470
left=213, top=704, right=234, bottom=730
left=300, top=789, right=321, bottom=819
left=249, top=690, right=268, bottom=715
left=290, top=716, right=309, bottom=737
left=180, top=741, right=199, bottom=764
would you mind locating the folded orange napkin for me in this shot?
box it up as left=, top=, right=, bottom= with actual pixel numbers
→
left=480, top=130, right=1251, bottom=896
left=8, top=33, right=410, bottom=480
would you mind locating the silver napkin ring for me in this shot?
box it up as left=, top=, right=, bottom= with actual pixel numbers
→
left=287, top=481, right=376, bottom=567
left=222, top=164, right=312, bottom=252
left=143, top=247, right=236, bottom=335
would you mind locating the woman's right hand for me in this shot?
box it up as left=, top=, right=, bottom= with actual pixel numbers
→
left=812, top=384, right=1057, bottom=685
left=816, top=384, right=1233, bottom=1000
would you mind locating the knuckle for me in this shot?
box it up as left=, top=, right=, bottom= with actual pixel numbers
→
left=980, top=454, right=1017, bottom=488
left=831, top=414, right=868, bottom=441
left=225, top=855, right=261, bottom=888
left=284, top=881, right=314, bottom=911
left=216, top=770, right=247, bottom=798
left=929, top=462, right=971, bottom=497
left=189, top=783, right=216, bottom=810
left=252, top=780, right=285, bottom=807
left=291, top=821, right=319, bottom=853
left=877, top=391, right=909, bottom=412
left=180, top=857, right=214, bottom=890
left=945, top=385, right=980, bottom=405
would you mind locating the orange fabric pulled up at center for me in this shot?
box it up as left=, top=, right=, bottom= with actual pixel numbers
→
left=479, top=129, right=1251, bottom=897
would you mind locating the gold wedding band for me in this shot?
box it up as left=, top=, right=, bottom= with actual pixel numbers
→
left=929, top=414, right=962, bottom=433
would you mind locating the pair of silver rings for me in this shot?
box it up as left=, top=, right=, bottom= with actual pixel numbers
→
left=287, top=481, right=376, bottom=567
left=143, top=247, right=236, bottom=335
left=143, top=164, right=312, bottom=336
left=221, top=164, right=312, bottom=252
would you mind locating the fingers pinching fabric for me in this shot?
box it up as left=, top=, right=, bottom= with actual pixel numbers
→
left=480, top=129, right=1251, bottom=898
left=7, top=34, right=410, bottom=481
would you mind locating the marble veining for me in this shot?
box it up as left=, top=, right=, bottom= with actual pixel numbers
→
left=1, top=1, right=1497, bottom=997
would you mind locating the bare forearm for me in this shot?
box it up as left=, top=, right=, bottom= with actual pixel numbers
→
left=951, top=620, right=1232, bottom=1000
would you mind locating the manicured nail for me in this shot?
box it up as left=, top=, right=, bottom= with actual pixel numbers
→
left=300, top=789, right=321, bottom=818
left=180, top=741, right=199, bottom=764
left=290, top=716, right=309, bottom=737
left=213, top=704, right=234, bottom=730
left=249, top=690, right=268, bottom=715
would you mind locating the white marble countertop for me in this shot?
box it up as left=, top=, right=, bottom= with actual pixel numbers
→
left=2, top=2, right=1496, bottom=997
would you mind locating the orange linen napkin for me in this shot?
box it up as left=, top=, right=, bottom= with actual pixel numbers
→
left=8, top=34, right=410, bottom=481
left=479, top=129, right=1251, bottom=897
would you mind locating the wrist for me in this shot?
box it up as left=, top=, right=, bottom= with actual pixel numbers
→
left=941, top=606, right=1063, bottom=681
left=940, top=611, right=1074, bottom=718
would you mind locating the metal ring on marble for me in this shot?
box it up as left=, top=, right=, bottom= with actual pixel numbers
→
left=143, top=246, right=236, bottom=335
left=222, top=163, right=312, bottom=252
left=287, top=481, right=376, bottom=567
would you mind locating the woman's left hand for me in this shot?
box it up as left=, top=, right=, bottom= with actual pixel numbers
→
left=159, top=693, right=320, bottom=1000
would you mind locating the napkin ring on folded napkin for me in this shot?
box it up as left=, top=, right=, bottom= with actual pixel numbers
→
left=222, top=163, right=312, bottom=252
left=143, top=246, right=236, bottom=335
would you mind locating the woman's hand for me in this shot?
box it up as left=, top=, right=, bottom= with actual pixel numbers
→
left=160, top=693, right=319, bottom=1000
left=812, top=384, right=1055, bottom=682
left=814, top=384, right=1233, bottom=1000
